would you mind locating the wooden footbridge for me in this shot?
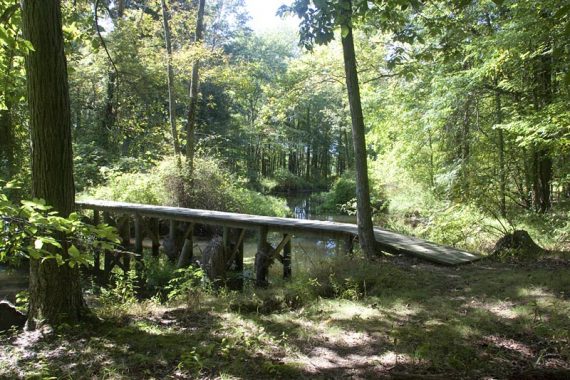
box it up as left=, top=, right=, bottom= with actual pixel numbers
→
left=77, top=200, right=481, bottom=286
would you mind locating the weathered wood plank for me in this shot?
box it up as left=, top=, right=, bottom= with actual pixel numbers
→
left=77, top=200, right=481, bottom=266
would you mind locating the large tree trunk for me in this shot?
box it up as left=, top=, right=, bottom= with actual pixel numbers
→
left=186, top=0, right=206, bottom=175
left=22, top=0, right=84, bottom=326
left=161, top=0, right=180, bottom=155
left=340, top=2, right=377, bottom=258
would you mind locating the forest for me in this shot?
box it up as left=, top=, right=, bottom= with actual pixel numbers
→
left=0, top=0, right=569, bottom=378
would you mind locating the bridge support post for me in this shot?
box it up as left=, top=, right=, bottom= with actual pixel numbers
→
left=223, top=227, right=244, bottom=290
left=150, top=218, right=160, bottom=257
left=165, top=219, right=178, bottom=262
left=93, top=210, right=100, bottom=272
left=134, top=214, right=144, bottom=287
left=118, top=215, right=131, bottom=273
left=177, top=223, right=194, bottom=268
left=255, top=226, right=269, bottom=287
left=103, top=212, right=114, bottom=277
left=283, top=234, right=291, bottom=279
left=344, top=234, right=354, bottom=256
left=234, top=229, right=244, bottom=290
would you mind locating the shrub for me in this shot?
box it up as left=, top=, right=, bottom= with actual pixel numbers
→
left=314, top=171, right=388, bottom=215
left=84, top=156, right=289, bottom=217
left=142, top=256, right=177, bottom=300
left=266, top=169, right=312, bottom=193
left=0, top=182, right=119, bottom=267
left=421, top=204, right=491, bottom=251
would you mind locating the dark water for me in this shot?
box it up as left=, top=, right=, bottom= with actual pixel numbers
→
left=280, top=193, right=355, bottom=256
left=285, top=193, right=356, bottom=224
left=0, top=265, right=28, bottom=302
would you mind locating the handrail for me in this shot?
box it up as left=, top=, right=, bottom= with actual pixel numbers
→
left=76, top=199, right=357, bottom=238
left=77, top=199, right=481, bottom=266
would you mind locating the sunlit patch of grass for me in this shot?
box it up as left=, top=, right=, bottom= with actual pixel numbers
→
left=133, top=320, right=168, bottom=335
left=517, top=286, right=555, bottom=299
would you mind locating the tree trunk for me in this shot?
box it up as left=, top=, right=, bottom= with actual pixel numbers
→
left=533, top=149, right=552, bottom=213
left=22, top=0, right=84, bottom=327
left=0, top=108, right=15, bottom=178
left=343, top=129, right=352, bottom=170
left=161, top=0, right=180, bottom=155
left=186, top=0, right=206, bottom=175
left=340, top=2, right=377, bottom=258
left=495, top=85, right=506, bottom=217
left=100, top=70, right=116, bottom=152
left=0, top=48, right=16, bottom=179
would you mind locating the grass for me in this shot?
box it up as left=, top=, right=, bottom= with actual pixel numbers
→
left=1, top=251, right=569, bottom=379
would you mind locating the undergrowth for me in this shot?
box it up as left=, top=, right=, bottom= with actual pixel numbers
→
left=83, top=156, right=289, bottom=217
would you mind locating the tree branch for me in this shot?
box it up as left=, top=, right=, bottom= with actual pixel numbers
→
left=94, top=0, right=119, bottom=76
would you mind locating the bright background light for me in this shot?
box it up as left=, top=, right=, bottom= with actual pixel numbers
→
left=244, top=0, right=298, bottom=33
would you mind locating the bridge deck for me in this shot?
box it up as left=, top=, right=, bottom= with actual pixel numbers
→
left=77, top=200, right=481, bottom=266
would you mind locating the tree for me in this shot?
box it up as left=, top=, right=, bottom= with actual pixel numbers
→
left=21, top=0, right=84, bottom=326
left=339, top=1, right=376, bottom=257
left=161, top=0, right=180, bottom=155
left=186, top=0, right=206, bottom=175
left=281, top=0, right=380, bottom=257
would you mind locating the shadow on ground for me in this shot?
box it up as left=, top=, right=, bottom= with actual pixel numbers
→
left=1, top=257, right=569, bottom=379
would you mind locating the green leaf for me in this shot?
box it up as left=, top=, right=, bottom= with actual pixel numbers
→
left=68, top=244, right=80, bottom=257
left=341, top=25, right=350, bottom=38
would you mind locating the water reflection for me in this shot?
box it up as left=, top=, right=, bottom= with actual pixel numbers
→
left=284, top=193, right=357, bottom=224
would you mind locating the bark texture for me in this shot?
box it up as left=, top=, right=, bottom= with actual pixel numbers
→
left=22, top=0, right=84, bottom=326
left=340, top=2, right=377, bottom=258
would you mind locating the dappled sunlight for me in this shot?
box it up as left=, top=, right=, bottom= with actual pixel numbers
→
left=482, top=335, right=534, bottom=358
left=377, top=351, right=415, bottom=367
left=133, top=320, right=168, bottom=335
left=372, top=300, right=423, bottom=319
left=466, top=299, right=519, bottom=320
left=3, top=258, right=570, bottom=378
left=517, top=286, right=556, bottom=299
left=325, top=300, right=384, bottom=321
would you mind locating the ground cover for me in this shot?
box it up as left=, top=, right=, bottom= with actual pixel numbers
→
left=1, top=254, right=569, bottom=379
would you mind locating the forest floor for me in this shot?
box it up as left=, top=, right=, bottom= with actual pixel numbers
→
left=1, top=254, right=570, bottom=379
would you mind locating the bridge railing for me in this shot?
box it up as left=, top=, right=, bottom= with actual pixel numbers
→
left=76, top=200, right=356, bottom=287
